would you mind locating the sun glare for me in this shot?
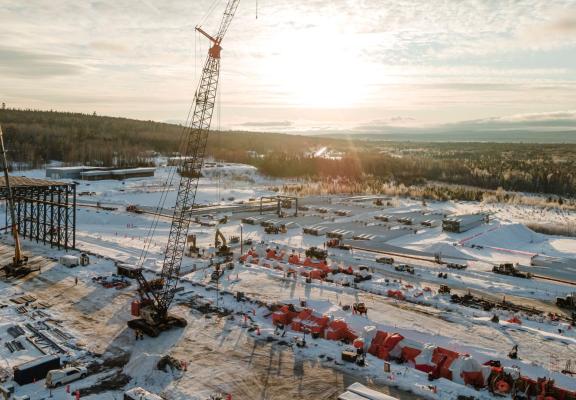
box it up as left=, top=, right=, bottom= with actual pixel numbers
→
left=258, top=28, right=376, bottom=108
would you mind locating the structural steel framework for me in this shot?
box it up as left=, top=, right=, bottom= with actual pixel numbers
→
left=259, top=195, right=299, bottom=217
left=0, top=176, right=76, bottom=250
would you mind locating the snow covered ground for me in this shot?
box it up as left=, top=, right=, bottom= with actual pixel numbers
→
left=0, top=165, right=575, bottom=399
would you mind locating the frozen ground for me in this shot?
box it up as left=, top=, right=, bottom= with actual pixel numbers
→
left=0, top=165, right=575, bottom=399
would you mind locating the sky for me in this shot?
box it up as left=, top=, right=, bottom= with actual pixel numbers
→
left=1, top=0, right=575, bottom=136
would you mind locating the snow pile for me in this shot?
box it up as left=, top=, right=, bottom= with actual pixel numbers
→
left=408, top=242, right=474, bottom=261
left=124, top=353, right=181, bottom=391
left=467, top=223, right=542, bottom=250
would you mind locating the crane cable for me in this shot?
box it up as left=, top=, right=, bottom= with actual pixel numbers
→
left=199, top=0, right=224, bottom=27
left=136, top=26, right=204, bottom=267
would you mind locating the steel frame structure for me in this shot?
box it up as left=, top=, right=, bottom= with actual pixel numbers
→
left=1, top=182, right=76, bottom=250
left=259, top=195, right=299, bottom=217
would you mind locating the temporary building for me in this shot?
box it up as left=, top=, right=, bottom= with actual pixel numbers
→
left=368, top=331, right=404, bottom=360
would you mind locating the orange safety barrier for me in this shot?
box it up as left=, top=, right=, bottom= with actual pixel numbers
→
left=309, top=270, right=325, bottom=280
left=266, top=249, right=284, bottom=261
left=291, top=309, right=329, bottom=336
left=401, top=346, right=422, bottom=364
left=266, top=306, right=576, bottom=398
left=288, top=254, right=301, bottom=265
left=240, top=249, right=259, bottom=262
left=272, top=305, right=299, bottom=326
left=303, top=257, right=330, bottom=272
left=325, top=319, right=358, bottom=342
left=387, top=290, right=405, bottom=301
left=338, top=266, right=354, bottom=275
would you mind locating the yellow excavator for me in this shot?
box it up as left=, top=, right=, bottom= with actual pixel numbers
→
left=215, top=228, right=233, bottom=258
left=0, top=125, right=29, bottom=277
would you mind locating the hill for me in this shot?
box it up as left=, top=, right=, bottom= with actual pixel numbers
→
left=0, top=108, right=344, bottom=168
left=1, top=108, right=574, bottom=197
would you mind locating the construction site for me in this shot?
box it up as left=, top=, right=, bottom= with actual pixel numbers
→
left=0, top=1, right=575, bottom=400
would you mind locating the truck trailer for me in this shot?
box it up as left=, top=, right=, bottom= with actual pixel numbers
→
left=13, top=355, right=60, bottom=385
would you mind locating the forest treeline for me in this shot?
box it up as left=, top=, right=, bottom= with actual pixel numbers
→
left=1, top=108, right=574, bottom=197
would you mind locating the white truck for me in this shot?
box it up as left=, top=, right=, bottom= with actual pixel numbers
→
left=45, top=366, right=87, bottom=388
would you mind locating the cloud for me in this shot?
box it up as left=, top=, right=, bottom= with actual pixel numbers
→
left=0, top=46, right=83, bottom=78
left=467, top=111, right=576, bottom=128
left=239, top=121, right=293, bottom=128
left=521, top=8, right=576, bottom=42
left=344, top=111, right=576, bottom=139
left=89, top=41, right=128, bottom=54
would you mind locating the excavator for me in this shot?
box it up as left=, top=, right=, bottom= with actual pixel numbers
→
left=128, top=0, right=241, bottom=337
left=0, top=125, right=30, bottom=277
left=215, top=228, right=233, bottom=259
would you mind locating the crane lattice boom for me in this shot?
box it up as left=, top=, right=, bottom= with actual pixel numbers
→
left=134, top=0, right=241, bottom=326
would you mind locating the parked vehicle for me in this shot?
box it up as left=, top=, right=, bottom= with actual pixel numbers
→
left=446, top=263, right=467, bottom=270
left=557, top=293, right=576, bottom=310
left=395, top=264, right=415, bottom=274
left=376, top=256, right=394, bottom=264
left=305, top=246, right=328, bottom=260
left=45, top=366, right=87, bottom=388
left=492, top=263, right=532, bottom=279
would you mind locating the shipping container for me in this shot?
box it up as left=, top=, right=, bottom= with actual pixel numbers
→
left=13, top=355, right=60, bottom=385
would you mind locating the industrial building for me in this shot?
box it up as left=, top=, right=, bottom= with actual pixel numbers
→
left=442, top=213, right=486, bottom=233
left=0, top=176, right=76, bottom=249
left=79, top=167, right=155, bottom=181
left=46, top=166, right=100, bottom=179
left=46, top=166, right=155, bottom=181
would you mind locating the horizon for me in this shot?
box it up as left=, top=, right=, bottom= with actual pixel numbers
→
left=1, top=0, right=575, bottom=137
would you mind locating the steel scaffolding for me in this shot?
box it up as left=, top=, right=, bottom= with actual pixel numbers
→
left=0, top=176, right=76, bottom=250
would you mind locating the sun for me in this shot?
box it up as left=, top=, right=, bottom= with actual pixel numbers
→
left=257, top=28, right=375, bottom=109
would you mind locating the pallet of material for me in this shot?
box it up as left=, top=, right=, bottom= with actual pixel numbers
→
left=339, top=391, right=367, bottom=400
left=303, top=225, right=327, bottom=236
left=11, top=295, right=37, bottom=304
left=241, top=216, right=264, bottom=225
left=25, top=323, right=67, bottom=354
left=341, top=383, right=399, bottom=400
left=7, top=325, right=25, bottom=338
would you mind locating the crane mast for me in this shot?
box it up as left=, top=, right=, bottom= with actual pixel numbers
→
left=130, top=0, right=241, bottom=336
left=0, top=125, right=29, bottom=277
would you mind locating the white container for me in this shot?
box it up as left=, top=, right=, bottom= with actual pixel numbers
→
left=59, top=255, right=79, bottom=268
